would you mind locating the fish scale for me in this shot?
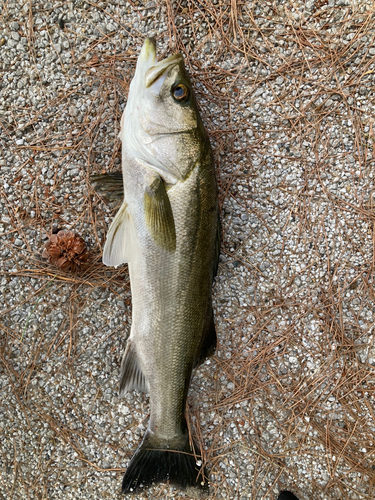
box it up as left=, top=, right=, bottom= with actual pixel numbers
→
left=97, top=38, right=219, bottom=496
left=130, top=166, right=214, bottom=438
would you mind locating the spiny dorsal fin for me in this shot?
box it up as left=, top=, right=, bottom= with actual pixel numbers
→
left=102, top=201, right=139, bottom=266
left=144, top=176, right=176, bottom=252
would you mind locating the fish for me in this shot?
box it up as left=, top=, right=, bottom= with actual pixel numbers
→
left=95, top=38, right=219, bottom=496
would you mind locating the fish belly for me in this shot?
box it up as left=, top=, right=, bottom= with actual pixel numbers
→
left=129, top=163, right=216, bottom=438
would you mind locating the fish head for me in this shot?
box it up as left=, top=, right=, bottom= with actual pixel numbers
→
left=141, top=53, right=198, bottom=135
left=122, top=39, right=205, bottom=181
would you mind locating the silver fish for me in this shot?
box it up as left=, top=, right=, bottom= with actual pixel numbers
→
left=100, top=38, right=219, bottom=496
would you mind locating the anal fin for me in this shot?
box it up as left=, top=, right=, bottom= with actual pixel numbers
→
left=119, top=341, right=149, bottom=396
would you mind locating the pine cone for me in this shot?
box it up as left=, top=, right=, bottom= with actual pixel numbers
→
left=43, top=230, right=88, bottom=272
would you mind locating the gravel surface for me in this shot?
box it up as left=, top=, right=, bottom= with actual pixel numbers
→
left=1, top=1, right=375, bottom=499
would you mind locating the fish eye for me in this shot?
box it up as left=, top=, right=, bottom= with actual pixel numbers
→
left=172, top=83, right=189, bottom=102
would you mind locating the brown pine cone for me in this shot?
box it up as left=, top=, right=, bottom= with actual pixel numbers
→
left=42, top=230, right=88, bottom=272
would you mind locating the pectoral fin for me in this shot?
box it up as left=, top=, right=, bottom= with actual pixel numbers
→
left=144, top=177, right=176, bottom=252
left=102, top=201, right=139, bottom=266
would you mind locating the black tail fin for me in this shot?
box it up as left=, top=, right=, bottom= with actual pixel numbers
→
left=122, top=430, right=209, bottom=496
left=277, top=492, right=300, bottom=500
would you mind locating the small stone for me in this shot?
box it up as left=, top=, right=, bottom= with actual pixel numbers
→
left=347, top=155, right=355, bottom=164
left=106, top=23, right=116, bottom=32
left=204, top=42, right=212, bottom=54
left=294, top=277, right=301, bottom=286
left=97, top=24, right=107, bottom=34
left=69, top=105, right=78, bottom=117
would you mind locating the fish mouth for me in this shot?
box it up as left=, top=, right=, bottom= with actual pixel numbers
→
left=137, top=38, right=183, bottom=89
left=145, top=53, right=183, bottom=89
left=138, top=37, right=157, bottom=65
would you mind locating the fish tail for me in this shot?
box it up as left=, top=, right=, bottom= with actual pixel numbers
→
left=122, top=429, right=209, bottom=495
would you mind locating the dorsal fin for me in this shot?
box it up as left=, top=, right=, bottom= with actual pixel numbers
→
left=195, top=302, right=217, bottom=366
